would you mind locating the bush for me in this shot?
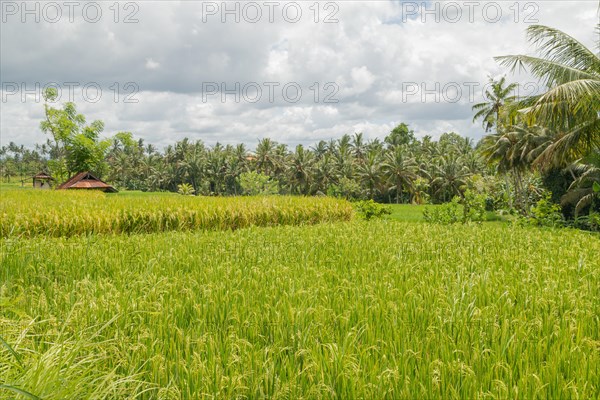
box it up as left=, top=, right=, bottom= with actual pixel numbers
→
left=177, top=183, right=195, bottom=196
left=327, top=177, right=363, bottom=200
left=423, top=190, right=486, bottom=224
left=589, top=211, right=600, bottom=231
left=461, top=189, right=487, bottom=223
left=572, top=211, right=600, bottom=232
left=238, top=172, right=279, bottom=196
left=412, top=177, right=430, bottom=205
left=423, top=199, right=462, bottom=224
left=523, top=192, right=564, bottom=228
left=464, top=174, right=512, bottom=211
left=353, top=200, right=391, bottom=220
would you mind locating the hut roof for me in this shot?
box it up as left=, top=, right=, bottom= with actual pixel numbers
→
left=33, top=172, right=54, bottom=180
left=58, top=171, right=118, bottom=193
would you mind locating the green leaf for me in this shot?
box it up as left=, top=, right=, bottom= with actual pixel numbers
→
left=593, top=181, right=600, bottom=193
left=0, top=385, right=41, bottom=400
left=0, top=335, right=23, bottom=369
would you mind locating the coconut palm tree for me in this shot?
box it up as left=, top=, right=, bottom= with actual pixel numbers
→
left=381, top=147, right=419, bottom=204
left=350, top=132, right=366, bottom=161
left=255, top=138, right=277, bottom=176
left=472, top=76, right=518, bottom=132
left=310, top=140, right=329, bottom=161
left=480, top=124, right=554, bottom=212
left=480, top=128, right=529, bottom=211
left=496, top=24, right=600, bottom=166
left=431, top=156, right=471, bottom=201
left=357, top=150, right=383, bottom=199
left=287, top=144, right=314, bottom=195
left=310, top=154, right=334, bottom=194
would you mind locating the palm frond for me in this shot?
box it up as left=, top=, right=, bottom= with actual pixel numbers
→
left=525, top=24, right=600, bottom=74
left=495, top=55, right=598, bottom=87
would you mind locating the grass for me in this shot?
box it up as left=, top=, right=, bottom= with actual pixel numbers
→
left=386, top=204, right=505, bottom=223
left=386, top=204, right=429, bottom=222
left=1, top=217, right=599, bottom=398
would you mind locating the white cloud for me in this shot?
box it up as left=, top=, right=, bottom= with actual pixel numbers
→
left=344, top=66, right=376, bottom=96
left=1, top=1, right=597, bottom=149
left=145, top=58, right=160, bottom=70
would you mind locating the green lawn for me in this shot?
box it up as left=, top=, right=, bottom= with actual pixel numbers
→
left=385, top=203, right=503, bottom=223
left=386, top=204, right=429, bottom=222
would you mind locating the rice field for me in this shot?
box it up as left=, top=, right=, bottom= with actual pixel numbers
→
left=1, top=212, right=599, bottom=398
left=0, top=189, right=353, bottom=238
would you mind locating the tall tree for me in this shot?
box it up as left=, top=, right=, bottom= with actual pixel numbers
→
left=39, top=88, right=110, bottom=178
left=385, top=123, right=415, bottom=149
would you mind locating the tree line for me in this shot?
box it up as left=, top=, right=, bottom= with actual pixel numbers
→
left=0, top=122, right=485, bottom=203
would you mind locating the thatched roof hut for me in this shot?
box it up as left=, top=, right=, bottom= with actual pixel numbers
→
left=32, top=172, right=55, bottom=189
left=58, top=171, right=118, bottom=193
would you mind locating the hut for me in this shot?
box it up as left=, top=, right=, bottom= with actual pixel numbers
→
left=58, top=171, right=118, bottom=193
left=32, top=172, right=55, bottom=189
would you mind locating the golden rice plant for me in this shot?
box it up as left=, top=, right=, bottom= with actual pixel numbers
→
left=0, top=189, right=353, bottom=238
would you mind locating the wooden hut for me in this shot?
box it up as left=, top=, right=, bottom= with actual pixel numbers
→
left=58, top=171, right=118, bottom=193
left=32, top=172, right=55, bottom=189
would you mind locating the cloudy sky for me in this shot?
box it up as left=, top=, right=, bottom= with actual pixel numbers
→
left=1, top=0, right=598, bottom=149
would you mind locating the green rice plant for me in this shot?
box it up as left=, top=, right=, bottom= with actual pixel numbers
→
left=1, top=220, right=598, bottom=398
left=0, top=316, right=148, bottom=398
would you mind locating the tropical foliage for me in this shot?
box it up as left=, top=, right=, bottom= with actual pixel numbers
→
left=1, top=128, right=488, bottom=205
left=496, top=24, right=600, bottom=166
left=475, top=24, right=600, bottom=225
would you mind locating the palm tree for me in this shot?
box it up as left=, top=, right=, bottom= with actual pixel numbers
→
left=381, top=147, right=419, bottom=204
left=310, top=140, right=329, bottom=161
left=496, top=24, right=600, bottom=166
left=311, top=154, right=334, bottom=194
left=480, top=128, right=528, bottom=210
left=480, top=124, right=553, bottom=212
left=472, top=76, right=518, bottom=132
left=431, top=156, right=471, bottom=201
left=332, top=136, right=354, bottom=179
left=255, top=138, right=277, bottom=176
left=356, top=150, right=383, bottom=199
left=287, top=145, right=314, bottom=195
left=350, top=132, right=366, bottom=161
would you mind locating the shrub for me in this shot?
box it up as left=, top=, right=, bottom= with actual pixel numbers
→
left=412, top=177, right=430, bottom=205
left=423, top=198, right=462, bottom=224
left=327, top=177, right=363, bottom=200
left=524, top=192, right=565, bottom=228
left=573, top=211, right=600, bottom=232
left=353, top=200, right=391, bottom=220
left=464, top=174, right=510, bottom=212
left=423, top=191, right=486, bottom=224
left=461, top=189, right=487, bottom=223
left=238, top=172, right=279, bottom=196
left=177, top=183, right=195, bottom=196
left=589, top=211, right=600, bottom=231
